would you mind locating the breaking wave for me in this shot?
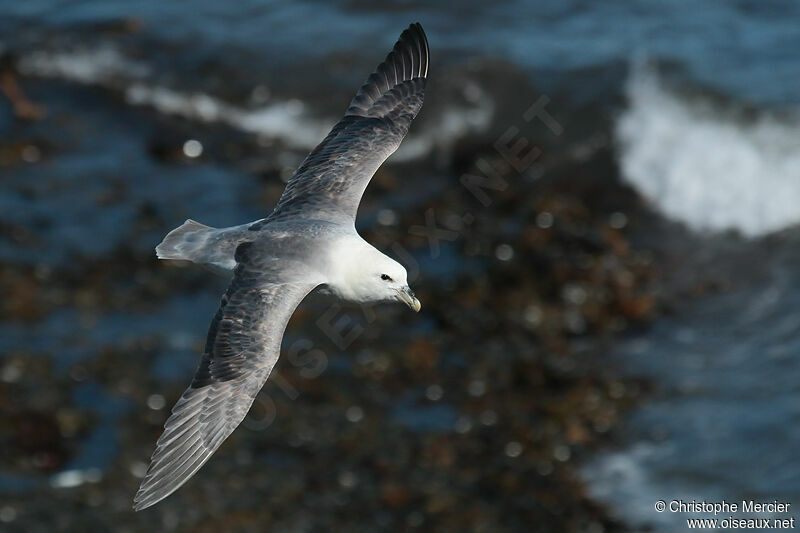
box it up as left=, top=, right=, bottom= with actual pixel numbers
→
left=617, top=65, right=800, bottom=237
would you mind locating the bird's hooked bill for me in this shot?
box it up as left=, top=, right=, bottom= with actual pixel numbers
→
left=397, top=287, right=421, bottom=312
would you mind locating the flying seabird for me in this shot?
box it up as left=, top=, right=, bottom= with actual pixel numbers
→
left=133, top=23, right=429, bottom=510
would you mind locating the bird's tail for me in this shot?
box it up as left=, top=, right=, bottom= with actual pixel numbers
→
left=155, top=219, right=215, bottom=261
left=155, top=219, right=256, bottom=275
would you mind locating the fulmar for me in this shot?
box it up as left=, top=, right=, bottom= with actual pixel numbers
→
left=133, top=23, right=429, bottom=510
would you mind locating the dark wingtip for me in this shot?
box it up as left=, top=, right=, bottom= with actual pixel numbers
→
left=132, top=489, right=156, bottom=512
left=398, top=22, right=429, bottom=79
left=346, top=22, right=430, bottom=117
left=132, top=499, right=150, bottom=512
left=132, top=476, right=168, bottom=511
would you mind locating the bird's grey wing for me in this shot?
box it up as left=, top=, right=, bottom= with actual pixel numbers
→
left=133, top=244, right=317, bottom=510
left=257, top=23, right=428, bottom=226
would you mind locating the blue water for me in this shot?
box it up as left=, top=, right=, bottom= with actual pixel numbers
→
left=582, top=230, right=800, bottom=531
left=2, top=0, right=800, bottom=104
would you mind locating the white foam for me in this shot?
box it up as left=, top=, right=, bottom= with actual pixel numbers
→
left=234, top=99, right=335, bottom=150
left=617, top=65, right=800, bottom=237
left=49, top=467, right=103, bottom=489
left=395, top=82, right=494, bottom=161
left=123, top=83, right=336, bottom=150
left=18, top=47, right=150, bottom=84
left=125, top=83, right=492, bottom=161
left=582, top=442, right=696, bottom=532
left=18, top=46, right=492, bottom=161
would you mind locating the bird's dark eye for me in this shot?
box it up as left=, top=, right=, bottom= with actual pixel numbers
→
left=381, top=274, right=392, bottom=281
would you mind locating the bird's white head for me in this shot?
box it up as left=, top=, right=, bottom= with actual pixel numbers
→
left=326, top=239, right=420, bottom=312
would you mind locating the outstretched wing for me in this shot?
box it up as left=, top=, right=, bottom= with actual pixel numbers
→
left=133, top=245, right=317, bottom=510
left=258, top=22, right=429, bottom=226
